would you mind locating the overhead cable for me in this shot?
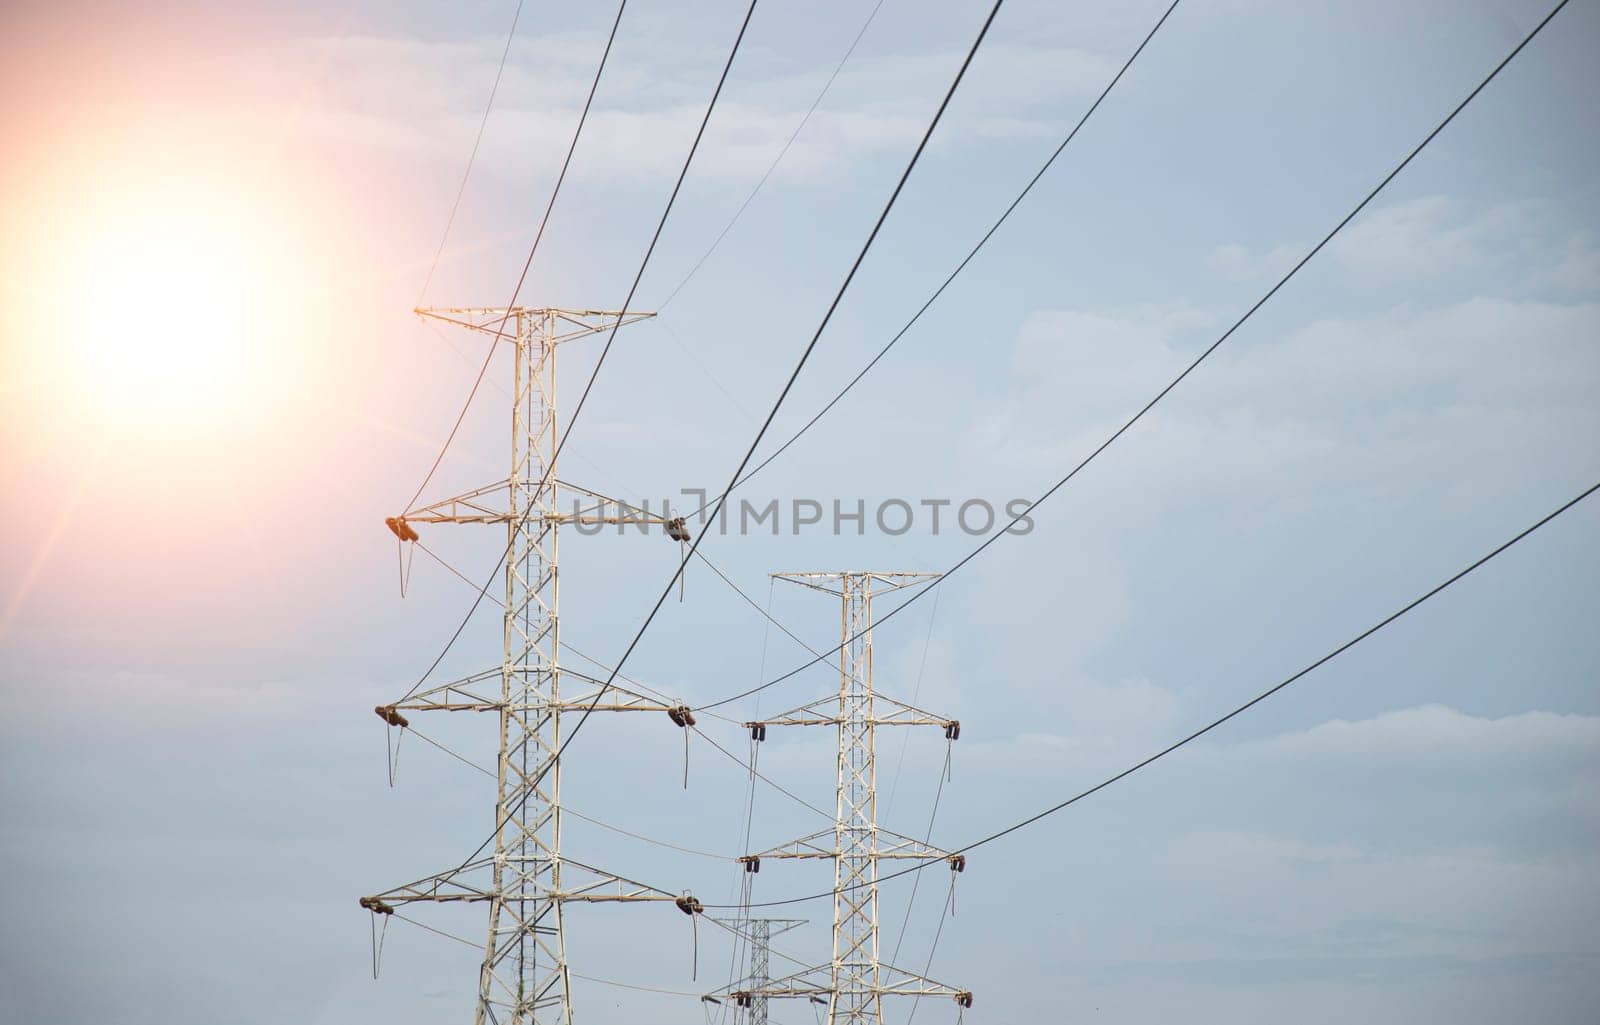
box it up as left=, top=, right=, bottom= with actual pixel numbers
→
left=517, top=0, right=1013, bottom=853
left=416, top=0, right=530, bottom=306
left=694, top=0, right=1569, bottom=713
left=403, top=1, right=629, bottom=515
left=390, top=0, right=756, bottom=705
left=704, top=475, right=1600, bottom=910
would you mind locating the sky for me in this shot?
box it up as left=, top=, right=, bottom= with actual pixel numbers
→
left=1, top=0, right=1597, bottom=1023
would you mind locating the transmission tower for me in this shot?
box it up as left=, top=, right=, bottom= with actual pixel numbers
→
left=710, top=572, right=973, bottom=1022
left=360, top=306, right=704, bottom=1025
left=709, top=917, right=807, bottom=1025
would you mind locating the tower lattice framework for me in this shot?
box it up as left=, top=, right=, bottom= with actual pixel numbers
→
left=711, top=572, right=972, bottom=1023
left=361, top=306, right=697, bottom=1025
left=710, top=917, right=807, bottom=1025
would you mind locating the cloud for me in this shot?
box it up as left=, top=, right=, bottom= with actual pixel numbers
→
left=1208, top=239, right=1304, bottom=281
left=1220, top=703, right=1600, bottom=776
left=965, top=292, right=1600, bottom=507
left=232, top=30, right=1120, bottom=187
left=1209, top=195, right=1600, bottom=297
left=951, top=703, right=1600, bottom=1016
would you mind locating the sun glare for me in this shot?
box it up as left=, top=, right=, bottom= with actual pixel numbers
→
left=23, top=169, right=303, bottom=436
left=76, top=214, right=257, bottom=418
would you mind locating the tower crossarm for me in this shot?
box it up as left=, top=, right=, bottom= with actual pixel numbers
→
left=771, top=571, right=939, bottom=597
left=551, top=669, right=678, bottom=713
left=552, top=856, right=677, bottom=903
left=708, top=963, right=971, bottom=1007
left=359, top=856, right=679, bottom=911
left=870, top=963, right=971, bottom=1002
left=385, top=667, right=678, bottom=717
left=709, top=963, right=832, bottom=1002
left=740, top=827, right=953, bottom=863
left=707, top=916, right=808, bottom=940
left=360, top=857, right=500, bottom=908
left=388, top=667, right=504, bottom=714
left=415, top=305, right=655, bottom=343
left=397, top=478, right=681, bottom=530
left=748, top=692, right=958, bottom=731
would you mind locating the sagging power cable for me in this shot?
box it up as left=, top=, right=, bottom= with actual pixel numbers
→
left=415, top=533, right=746, bottom=724
left=416, top=0, right=530, bottom=306
left=390, top=0, right=756, bottom=708
left=701, top=475, right=1600, bottom=911
left=390, top=913, right=708, bottom=997
left=402, top=1, right=629, bottom=516
left=673, top=0, right=1185, bottom=526
left=654, top=0, right=889, bottom=311
left=694, top=0, right=1569, bottom=714
left=502, top=0, right=1013, bottom=868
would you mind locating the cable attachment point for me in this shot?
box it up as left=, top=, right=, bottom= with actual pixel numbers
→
left=384, top=516, right=420, bottom=543
left=676, top=890, right=704, bottom=979
left=358, top=896, right=394, bottom=916
left=733, top=992, right=753, bottom=1008
left=375, top=705, right=410, bottom=729
left=738, top=854, right=761, bottom=874
left=954, top=992, right=974, bottom=1008
left=667, top=704, right=696, bottom=788
left=943, top=720, right=961, bottom=741
left=948, top=854, right=966, bottom=873
left=665, top=516, right=691, bottom=542
left=747, top=722, right=767, bottom=742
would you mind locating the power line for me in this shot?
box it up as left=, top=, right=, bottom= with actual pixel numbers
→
left=904, top=874, right=956, bottom=1025
left=692, top=723, right=836, bottom=821
left=888, top=744, right=951, bottom=967
left=715, top=578, right=780, bottom=1023
left=695, top=0, right=1568, bottom=714
left=390, top=0, right=753, bottom=705
left=508, top=0, right=1012, bottom=844
left=392, top=722, right=728, bottom=858
left=562, top=805, right=731, bottom=861
left=403, top=724, right=497, bottom=779
left=402, top=0, right=629, bottom=516
left=389, top=476, right=1600, bottom=926
left=691, top=548, right=830, bottom=661
left=416, top=0, right=529, bottom=306
left=390, top=914, right=710, bottom=998
left=882, top=586, right=942, bottom=823
left=654, top=0, right=888, bottom=312
left=704, top=475, right=1600, bottom=911
left=676, top=0, right=1185, bottom=527
left=400, top=7, right=768, bottom=901
left=416, top=494, right=751, bottom=724
left=529, top=0, right=764, bottom=519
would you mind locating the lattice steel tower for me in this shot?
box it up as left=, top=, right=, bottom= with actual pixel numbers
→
left=711, top=572, right=973, bottom=1023
left=360, top=306, right=700, bottom=1025
left=710, top=917, right=807, bottom=1025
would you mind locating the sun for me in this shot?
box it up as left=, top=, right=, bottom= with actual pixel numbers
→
left=10, top=161, right=304, bottom=440
left=70, top=199, right=270, bottom=427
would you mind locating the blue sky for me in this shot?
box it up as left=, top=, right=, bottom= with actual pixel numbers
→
left=1, top=0, right=1597, bottom=1022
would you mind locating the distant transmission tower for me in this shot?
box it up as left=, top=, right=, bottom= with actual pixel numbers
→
left=711, top=572, right=973, bottom=1022
left=710, top=916, right=807, bottom=1025
left=360, top=306, right=703, bottom=1025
